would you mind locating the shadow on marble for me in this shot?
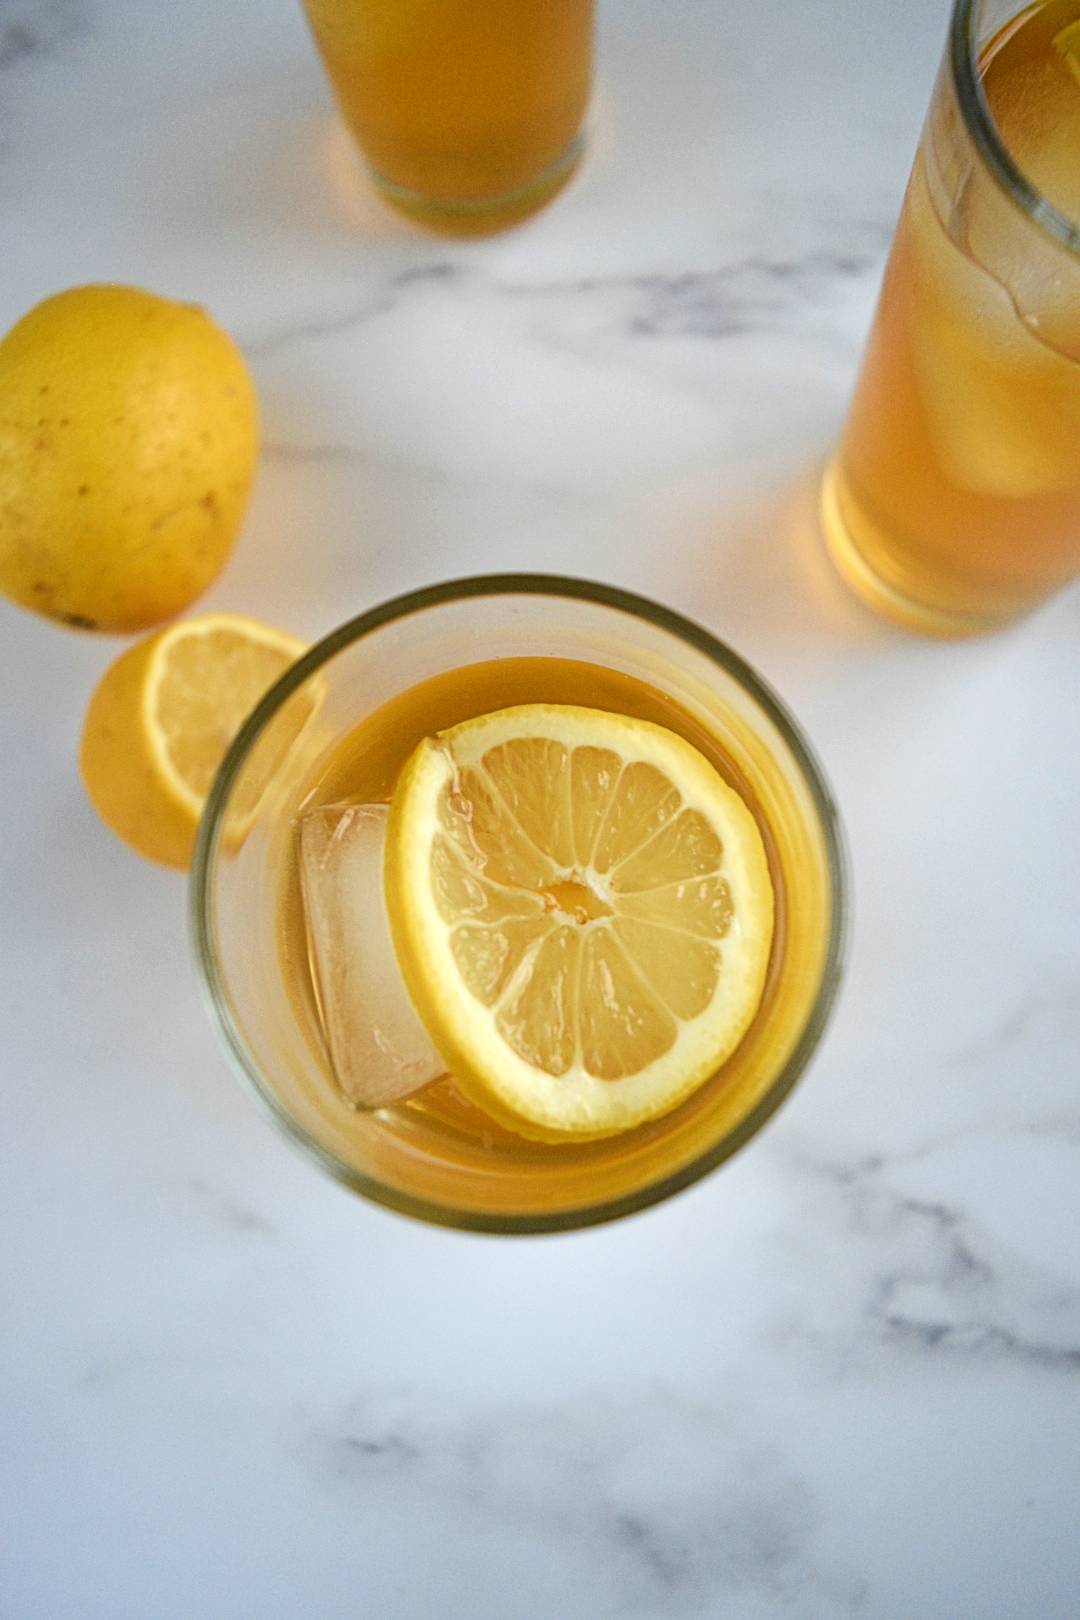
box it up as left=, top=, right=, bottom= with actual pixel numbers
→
left=161, top=94, right=601, bottom=254
left=639, top=464, right=898, bottom=659
left=314, top=117, right=435, bottom=243
left=146, top=96, right=428, bottom=251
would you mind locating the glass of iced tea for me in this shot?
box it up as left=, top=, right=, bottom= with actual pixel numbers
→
left=191, top=577, right=846, bottom=1233
left=300, top=0, right=594, bottom=229
left=822, top=0, right=1080, bottom=634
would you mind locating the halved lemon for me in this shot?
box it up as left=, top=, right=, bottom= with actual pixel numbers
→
left=385, top=704, right=774, bottom=1140
left=80, top=613, right=308, bottom=868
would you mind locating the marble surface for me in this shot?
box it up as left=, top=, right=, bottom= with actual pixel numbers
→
left=3, top=0, right=1080, bottom=1615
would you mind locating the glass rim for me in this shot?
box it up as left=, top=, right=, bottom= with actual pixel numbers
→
left=950, top=0, right=1080, bottom=254
left=190, top=573, right=849, bottom=1235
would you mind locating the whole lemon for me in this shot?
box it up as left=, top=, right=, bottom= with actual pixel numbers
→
left=0, top=284, right=259, bottom=632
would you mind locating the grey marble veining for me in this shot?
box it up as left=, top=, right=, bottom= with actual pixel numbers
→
left=0, top=0, right=86, bottom=72
left=782, top=1147, right=1080, bottom=1370
left=247, top=242, right=887, bottom=364
left=298, top=1386, right=866, bottom=1616
left=505, top=248, right=888, bottom=339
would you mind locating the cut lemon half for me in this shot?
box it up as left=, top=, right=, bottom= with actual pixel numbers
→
left=80, top=613, right=308, bottom=868
left=385, top=704, right=774, bottom=1140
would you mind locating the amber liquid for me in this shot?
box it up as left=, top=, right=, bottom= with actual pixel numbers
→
left=274, top=657, right=823, bottom=1217
left=302, top=0, right=593, bottom=222
left=824, top=0, right=1080, bottom=632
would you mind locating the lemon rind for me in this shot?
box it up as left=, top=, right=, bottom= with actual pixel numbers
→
left=385, top=704, right=774, bottom=1142
left=144, top=615, right=308, bottom=816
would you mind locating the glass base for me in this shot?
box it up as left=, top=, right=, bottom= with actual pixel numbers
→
left=369, top=133, right=585, bottom=235
left=819, top=457, right=1009, bottom=639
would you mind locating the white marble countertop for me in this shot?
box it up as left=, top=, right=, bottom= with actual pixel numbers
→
left=3, top=0, right=1080, bottom=1615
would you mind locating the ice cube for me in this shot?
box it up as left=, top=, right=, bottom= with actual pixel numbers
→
left=986, top=19, right=1080, bottom=222
left=299, top=802, right=446, bottom=1109
left=907, top=163, right=1080, bottom=497
left=915, top=317, right=1080, bottom=497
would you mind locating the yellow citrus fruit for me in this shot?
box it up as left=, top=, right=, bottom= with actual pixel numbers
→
left=385, top=704, right=775, bottom=1140
left=0, top=284, right=259, bottom=632
left=1055, top=21, right=1080, bottom=88
left=80, top=614, right=307, bottom=869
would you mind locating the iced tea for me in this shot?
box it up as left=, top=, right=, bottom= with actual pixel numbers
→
left=279, top=658, right=785, bottom=1179
left=193, top=582, right=845, bottom=1230
left=301, top=0, right=593, bottom=226
left=823, top=0, right=1080, bottom=633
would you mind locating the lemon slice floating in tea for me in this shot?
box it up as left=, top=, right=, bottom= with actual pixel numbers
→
left=385, top=704, right=774, bottom=1140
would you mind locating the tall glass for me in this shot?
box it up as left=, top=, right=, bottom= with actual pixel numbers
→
left=822, top=0, right=1080, bottom=635
left=301, top=0, right=594, bottom=230
left=191, top=577, right=846, bottom=1233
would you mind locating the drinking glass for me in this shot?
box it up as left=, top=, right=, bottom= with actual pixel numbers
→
left=192, top=576, right=847, bottom=1233
left=301, top=0, right=594, bottom=230
left=822, top=0, right=1080, bottom=634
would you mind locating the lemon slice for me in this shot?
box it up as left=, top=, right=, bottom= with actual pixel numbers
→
left=1054, top=21, right=1080, bottom=87
left=385, top=704, right=774, bottom=1140
left=80, top=613, right=308, bottom=868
